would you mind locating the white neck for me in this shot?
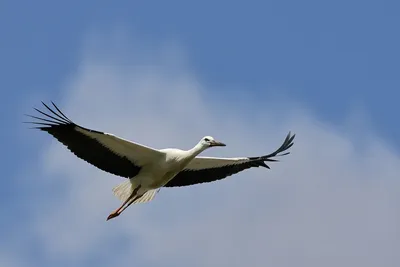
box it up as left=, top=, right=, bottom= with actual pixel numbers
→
left=187, top=142, right=207, bottom=158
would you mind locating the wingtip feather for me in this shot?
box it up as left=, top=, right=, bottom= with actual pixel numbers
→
left=25, top=101, right=74, bottom=130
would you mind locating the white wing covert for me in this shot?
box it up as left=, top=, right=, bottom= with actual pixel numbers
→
left=26, top=102, right=164, bottom=178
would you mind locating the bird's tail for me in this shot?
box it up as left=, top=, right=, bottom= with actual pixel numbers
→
left=112, top=180, right=159, bottom=204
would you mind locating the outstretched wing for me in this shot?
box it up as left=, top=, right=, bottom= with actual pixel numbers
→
left=164, top=132, right=295, bottom=187
left=25, top=102, right=164, bottom=178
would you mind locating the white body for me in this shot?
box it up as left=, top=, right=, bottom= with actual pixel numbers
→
left=113, top=145, right=206, bottom=202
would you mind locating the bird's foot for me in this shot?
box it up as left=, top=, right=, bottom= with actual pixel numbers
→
left=106, top=210, right=120, bottom=221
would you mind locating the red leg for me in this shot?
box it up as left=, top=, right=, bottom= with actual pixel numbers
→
left=106, top=185, right=141, bottom=221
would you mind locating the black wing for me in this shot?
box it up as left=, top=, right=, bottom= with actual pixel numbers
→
left=164, top=132, right=295, bottom=187
left=25, top=101, right=147, bottom=178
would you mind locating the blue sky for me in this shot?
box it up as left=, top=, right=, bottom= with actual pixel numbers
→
left=3, top=0, right=400, bottom=130
left=1, top=1, right=400, bottom=266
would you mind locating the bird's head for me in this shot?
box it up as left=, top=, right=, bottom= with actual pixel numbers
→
left=200, top=136, right=226, bottom=148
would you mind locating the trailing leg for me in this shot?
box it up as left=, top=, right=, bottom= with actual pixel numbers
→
left=106, top=185, right=141, bottom=221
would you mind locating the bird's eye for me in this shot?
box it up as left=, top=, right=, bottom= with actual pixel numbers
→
left=204, top=138, right=210, bottom=142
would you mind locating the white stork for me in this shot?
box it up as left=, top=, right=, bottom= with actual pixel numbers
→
left=26, top=102, right=295, bottom=221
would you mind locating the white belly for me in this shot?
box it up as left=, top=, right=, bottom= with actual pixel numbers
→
left=143, top=170, right=177, bottom=188
left=145, top=160, right=190, bottom=187
left=136, top=158, right=192, bottom=189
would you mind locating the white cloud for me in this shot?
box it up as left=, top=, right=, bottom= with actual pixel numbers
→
left=18, top=33, right=400, bottom=267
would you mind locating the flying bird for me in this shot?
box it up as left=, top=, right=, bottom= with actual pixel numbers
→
left=26, top=102, right=295, bottom=221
